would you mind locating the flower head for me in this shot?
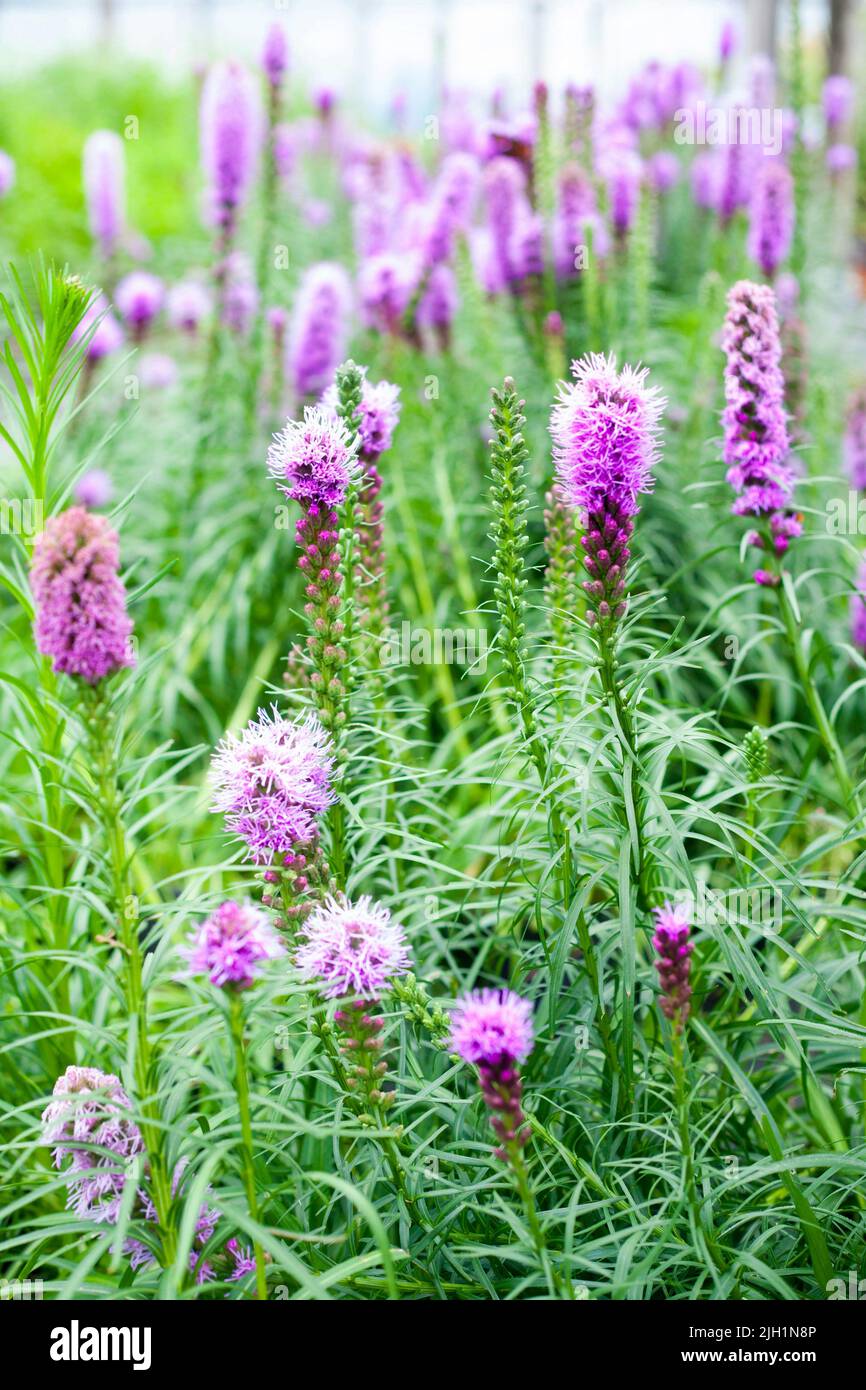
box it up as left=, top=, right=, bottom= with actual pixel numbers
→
left=210, top=705, right=334, bottom=864
left=71, top=293, right=124, bottom=362
left=295, top=894, right=410, bottom=999
left=200, top=61, right=262, bottom=223
left=42, top=1067, right=143, bottom=1223
left=74, top=468, right=113, bottom=509
left=550, top=352, right=664, bottom=518
left=287, top=262, right=352, bottom=400
left=30, top=507, right=135, bottom=685
left=262, top=22, right=289, bottom=88
left=321, top=370, right=401, bottom=459
left=267, top=404, right=359, bottom=507
left=449, top=987, right=534, bottom=1066
left=115, top=271, right=164, bottom=332
left=167, top=278, right=212, bottom=333
left=185, top=900, right=285, bottom=989
left=652, top=901, right=694, bottom=1028
left=823, top=74, right=853, bottom=133
left=747, top=160, right=794, bottom=278
left=83, top=131, right=125, bottom=258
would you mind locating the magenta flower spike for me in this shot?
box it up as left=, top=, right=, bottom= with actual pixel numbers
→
left=823, top=75, right=853, bottom=135
left=82, top=130, right=125, bottom=260
left=199, top=60, right=263, bottom=235
left=450, top=988, right=534, bottom=1162
left=262, top=22, right=289, bottom=90
left=30, top=507, right=135, bottom=685
left=115, top=271, right=165, bottom=340
left=167, top=278, right=212, bottom=334
left=287, top=263, right=352, bottom=401
left=42, top=1067, right=143, bottom=1223
left=550, top=352, right=665, bottom=631
left=721, top=280, right=801, bottom=582
left=747, top=161, right=794, bottom=279
left=652, top=901, right=694, bottom=1031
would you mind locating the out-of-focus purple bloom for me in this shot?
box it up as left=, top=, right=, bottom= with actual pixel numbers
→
left=509, top=207, right=544, bottom=279
left=83, top=131, right=125, bottom=259
left=72, top=293, right=124, bottom=361
left=302, top=197, right=332, bottom=228
left=115, top=271, right=164, bottom=336
left=0, top=150, right=15, bottom=198
left=273, top=121, right=300, bottom=180
left=749, top=54, right=775, bottom=110
left=823, top=74, right=854, bottom=133
left=716, top=137, right=749, bottom=224
left=691, top=151, right=719, bottom=210
left=295, top=893, right=410, bottom=999
left=483, top=156, right=526, bottom=285
left=221, top=251, right=259, bottom=335
left=288, top=263, right=352, bottom=399
left=827, top=142, right=857, bottom=178
left=852, top=559, right=866, bottom=650
left=139, top=352, right=178, bottom=390
left=425, top=152, right=479, bottom=265
left=167, top=279, right=212, bottom=334
left=450, top=988, right=534, bottom=1066
left=30, top=507, right=135, bottom=685
left=775, top=271, right=799, bottom=319
left=358, top=251, right=418, bottom=334
left=844, top=388, right=866, bottom=491
left=747, top=160, right=794, bottom=277
left=648, top=150, right=679, bottom=194
left=42, top=1067, right=143, bottom=1223
left=185, top=900, right=285, bottom=990
left=210, top=705, right=335, bottom=865
left=200, top=61, right=262, bottom=230
left=719, top=20, right=737, bottom=65
left=315, top=88, right=336, bottom=119
left=652, top=902, right=694, bottom=1030
left=417, top=263, right=459, bottom=340
left=603, top=148, right=643, bottom=238
left=74, top=469, right=113, bottom=509
left=266, top=305, right=288, bottom=340
left=321, top=370, right=401, bottom=460
left=553, top=164, right=596, bottom=279
left=262, top=22, right=289, bottom=89
left=268, top=403, right=359, bottom=506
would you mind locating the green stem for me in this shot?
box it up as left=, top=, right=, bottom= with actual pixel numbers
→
left=228, top=991, right=269, bottom=1300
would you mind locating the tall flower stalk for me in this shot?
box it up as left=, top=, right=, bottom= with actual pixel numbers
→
left=720, top=281, right=859, bottom=818
left=184, top=900, right=286, bottom=1298
left=245, top=23, right=289, bottom=426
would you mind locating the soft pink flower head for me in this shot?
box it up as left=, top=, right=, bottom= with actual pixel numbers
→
left=295, top=894, right=410, bottom=999
left=268, top=404, right=359, bottom=507
left=167, top=279, right=212, bottom=333
left=42, top=1066, right=143, bottom=1223
left=185, top=900, right=285, bottom=989
left=262, top=22, right=289, bottom=88
left=139, top=352, right=177, bottom=390
left=550, top=352, right=665, bottom=518
left=0, top=149, right=16, bottom=198
left=114, top=271, right=164, bottom=331
left=83, top=130, right=125, bottom=258
left=71, top=293, right=124, bottom=361
left=449, top=988, right=534, bottom=1066
left=200, top=61, right=263, bottom=222
left=74, top=468, right=113, bottom=509
left=827, top=142, right=857, bottom=178
left=30, top=507, right=135, bottom=685
left=321, top=370, right=401, bottom=459
left=210, top=705, right=334, bottom=864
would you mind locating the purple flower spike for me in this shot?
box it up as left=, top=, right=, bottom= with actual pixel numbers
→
left=185, top=900, right=285, bottom=990
left=321, top=369, right=401, bottom=460
left=115, top=271, right=165, bottom=337
left=42, top=1067, right=143, bottom=1223
left=30, top=507, right=135, bottom=685
left=652, top=901, right=694, bottom=1030
left=72, top=294, right=124, bottom=362
left=167, top=278, right=212, bottom=334
left=288, top=262, right=352, bottom=400
left=823, top=75, right=853, bottom=134
left=262, top=23, right=289, bottom=89
left=747, top=161, right=794, bottom=278
left=295, top=894, right=410, bottom=1000
left=200, top=61, right=263, bottom=230
left=210, top=705, right=334, bottom=865
left=74, top=468, right=113, bottom=509
left=83, top=131, right=125, bottom=259
left=450, top=989, right=534, bottom=1162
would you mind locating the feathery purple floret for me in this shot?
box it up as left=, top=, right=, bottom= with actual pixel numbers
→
left=210, top=705, right=334, bottom=864
left=449, top=988, right=534, bottom=1065
left=42, top=1067, right=143, bottom=1223
left=295, top=894, right=409, bottom=999
left=747, top=160, right=794, bottom=278
left=30, top=507, right=135, bottom=685
left=267, top=404, right=359, bottom=506
left=652, top=901, right=694, bottom=1029
left=200, top=61, right=262, bottom=228
left=321, top=370, right=401, bottom=459
left=83, top=131, right=125, bottom=259
left=550, top=353, right=664, bottom=518
left=185, top=900, right=285, bottom=990
left=288, top=262, right=352, bottom=399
